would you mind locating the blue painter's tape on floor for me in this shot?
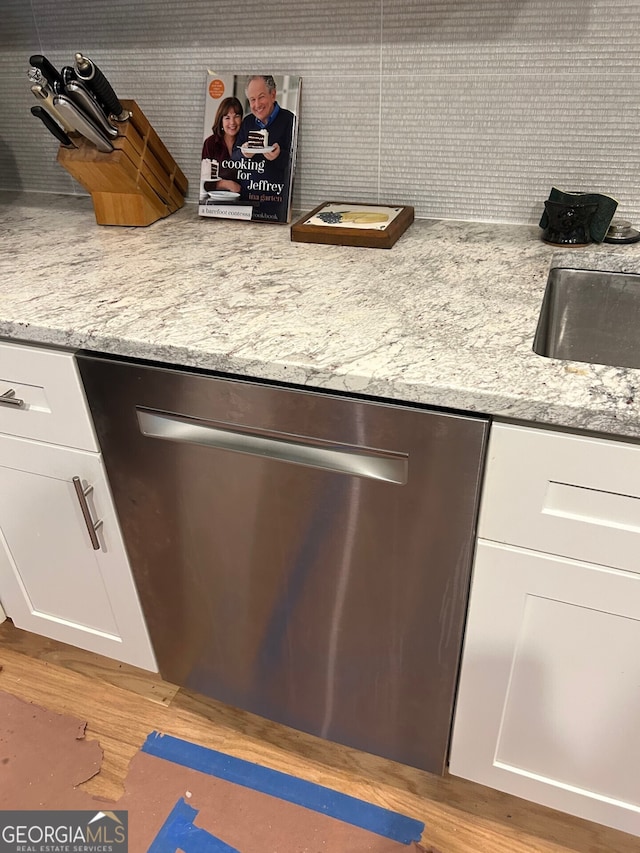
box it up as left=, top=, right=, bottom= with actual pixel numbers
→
left=147, top=797, right=239, bottom=853
left=142, top=732, right=424, bottom=845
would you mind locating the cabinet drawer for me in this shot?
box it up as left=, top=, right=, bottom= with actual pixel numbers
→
left=0, top=340, right=97, bottom=451
left=479, top=422, right=640, bottom=573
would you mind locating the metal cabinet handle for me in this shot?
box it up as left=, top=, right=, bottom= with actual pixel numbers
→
left=72, top=476, right=104, bottom=550
left=0, top=388, right=25, bottom=408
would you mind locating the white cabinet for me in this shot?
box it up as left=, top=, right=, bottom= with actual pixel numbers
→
left=450, top=422, right=640, bottom=838
left=0, top=340, right=156, bottom=671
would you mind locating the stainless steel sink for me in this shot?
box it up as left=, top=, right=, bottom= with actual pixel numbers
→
left=533, top=267, right=640, bottom=369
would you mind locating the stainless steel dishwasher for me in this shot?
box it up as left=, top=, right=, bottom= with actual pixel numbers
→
left=77, top=353, right=489, bottom=774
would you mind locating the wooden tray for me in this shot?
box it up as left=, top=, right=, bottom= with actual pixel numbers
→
left=57, top=100, right=187, bottom=227
left=291, top=202, right=414, bottom=249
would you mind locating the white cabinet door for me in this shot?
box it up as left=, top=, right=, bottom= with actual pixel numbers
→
left=449, top=540, right=640, bottom=838
left=0, top=434, right=156, bottom=671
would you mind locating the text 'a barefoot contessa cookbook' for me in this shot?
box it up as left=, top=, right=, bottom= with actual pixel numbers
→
left=199, top=72, right=301, bottom=224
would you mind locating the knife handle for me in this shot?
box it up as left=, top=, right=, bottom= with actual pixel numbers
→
left=27, top=66, right=46, bottom=85
left=64, top=80, right=119, bottom=138
left=74, top=53, right=129, bottom=121
left=31, top=105, right=74, bottom=147
left=31, top=83, right=76, bottom=134
left=29, top=54, right=63, bottom=92
left=60, top=66, right=77, bottom=88
left=53, top=95, right=114, bottom=153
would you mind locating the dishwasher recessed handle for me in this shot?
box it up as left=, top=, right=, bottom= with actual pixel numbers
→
left=137, top=408, right=408, bottom=484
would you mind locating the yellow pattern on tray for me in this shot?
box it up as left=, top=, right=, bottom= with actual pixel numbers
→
left=341, top=211, right=389, bottom=224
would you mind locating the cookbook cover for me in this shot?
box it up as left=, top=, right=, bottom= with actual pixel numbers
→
left=199, top=73, right=301, bottom=224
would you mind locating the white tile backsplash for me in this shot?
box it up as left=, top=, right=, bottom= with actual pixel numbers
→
left=381, top=71, right=640, bottom=223
left=2, top=0, right=638, bottom=226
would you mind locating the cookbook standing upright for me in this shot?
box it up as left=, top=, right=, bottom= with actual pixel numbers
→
left=199, top=73, right=301, bottom=224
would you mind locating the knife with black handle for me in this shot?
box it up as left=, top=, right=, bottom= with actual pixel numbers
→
left=60, top=66, right=77, bottom=87
left=29, top=54, right=63, bottom=93
left=73, top=53, right=129, bottom=122
left=53, top=94, right=114, bottom=153
left=31, top=105, right=75, bottom=147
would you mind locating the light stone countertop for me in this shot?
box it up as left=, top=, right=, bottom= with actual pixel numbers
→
left=2, top=191, right=640, bottom=439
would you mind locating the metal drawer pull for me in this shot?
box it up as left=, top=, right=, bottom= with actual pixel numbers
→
left=137, top=408, right=408, bottom=484
left=72, top=476, right=103, bottom=550
left=0, top=388, right=25, bottom=408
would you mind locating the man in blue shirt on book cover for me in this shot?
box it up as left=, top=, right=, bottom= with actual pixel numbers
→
left=234, top=75, right=297, bottom=222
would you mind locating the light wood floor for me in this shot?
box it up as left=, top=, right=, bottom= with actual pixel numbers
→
left=0, top=619, right=635, bottom=853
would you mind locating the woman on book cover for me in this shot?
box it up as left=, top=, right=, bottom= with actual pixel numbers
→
left=201, top=96, right=244, bottom=192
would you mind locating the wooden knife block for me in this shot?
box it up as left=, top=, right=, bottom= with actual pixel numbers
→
left=57, top=100, right=188, bottom=227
